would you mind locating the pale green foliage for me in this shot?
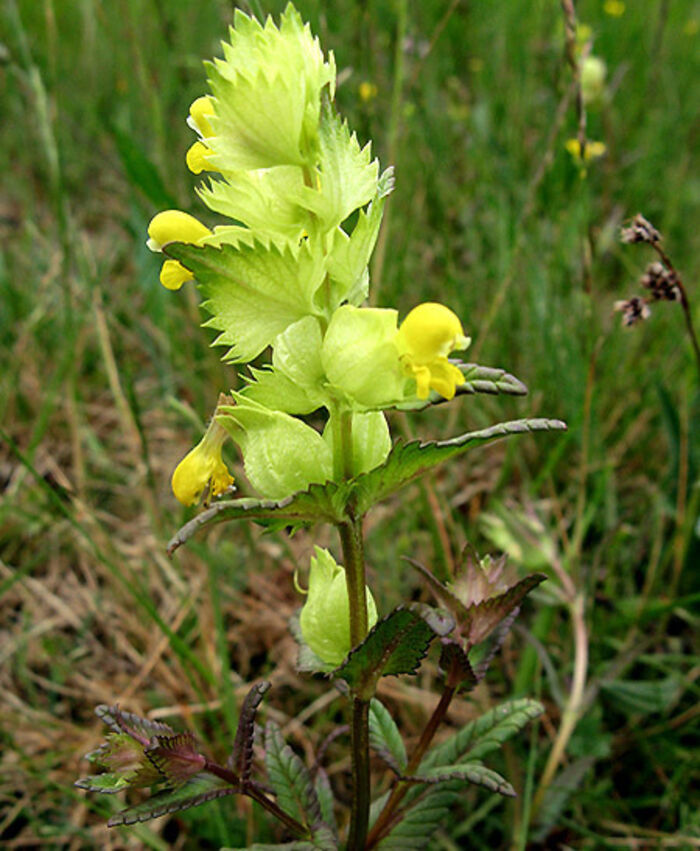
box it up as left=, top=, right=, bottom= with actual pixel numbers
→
left=217, top=395, right=332, bottom=499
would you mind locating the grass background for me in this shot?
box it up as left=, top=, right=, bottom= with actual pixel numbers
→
left=1, top=0, right=699, bottom=847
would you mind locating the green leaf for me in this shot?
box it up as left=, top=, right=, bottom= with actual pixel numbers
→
left=228, top=681, right=271, bottom=783
left=165, top=240, right=325, bottom=363
left=376, top=781, right=464, bottom=849
left=395, top=362, right=528, bottom=410
left=420, top=699, right=544, bottom=772
left=326, top=168, right=394, bottom=307
left=403, top=762, right=515, bottom=797
left=334, top=605, right=454, bottom=700
left=369, top=699, right=407, bottom=773
left=532, top=756, right=595, bottom=840
left=352, top=418, right=567, bottom=516
left=264, top=721, right=322, bottom=829
left=314, top=770, right=337, bottom=838
left=75, top=772, right=132, bottom=794
left=107, top=773, right=238, bottom=826
left=167, top=486, right=348, bottom=555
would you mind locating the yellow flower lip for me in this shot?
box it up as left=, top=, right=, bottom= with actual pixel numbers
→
left=188, top=96, right=216, bottom=138
left=186, top=141, right=214, bottom=175
left=396, top=302, right=470, bottom=401
left=146, top=210, right=211, bottom=252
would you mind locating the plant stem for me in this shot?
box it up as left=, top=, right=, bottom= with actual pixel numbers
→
left=530, top=593, right=588, bottom=819
left=366, top=682, right=457, bottom=849
left=348, top=698, right=371, bottom=850
left=652, top=243, right=700, bottom=379
left=204, top=761, right=308, bottom=838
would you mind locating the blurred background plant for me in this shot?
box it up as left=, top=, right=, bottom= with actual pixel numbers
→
left=1, top=0, right=698, bottom=848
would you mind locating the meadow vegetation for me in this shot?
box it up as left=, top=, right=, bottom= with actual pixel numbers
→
left=1, top=0, right=698, bottom=847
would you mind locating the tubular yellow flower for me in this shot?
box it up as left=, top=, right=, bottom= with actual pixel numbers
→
left=188, top=96, right=216, bottom=138
left=396, top=302, right=470, bottom=400
left=146, top=210, right=211, bottom=291
left=171, top=418, right=234, bottom=507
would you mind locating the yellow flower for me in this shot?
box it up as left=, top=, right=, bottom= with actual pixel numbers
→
left=186, top=96, right=217, bottom=174
left=603, top=0, right=625, bottom=16
left=358, top=81, right=378, bottom=102
left=565, top=138, right=606, bottom=164
left=146, top=210, right=211, bottom=290
left=171, top=416, right=234, bottom=506
left=396, top=302, right=470, bottom=400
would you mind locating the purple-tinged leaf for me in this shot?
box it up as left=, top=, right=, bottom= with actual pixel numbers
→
left=228, top=681, right=271, bottom=783
left=95, top=704, right=174, bottom=746
left=145, top=732, right=207, bottom=786
left=438, top=642, right=477, bottom=691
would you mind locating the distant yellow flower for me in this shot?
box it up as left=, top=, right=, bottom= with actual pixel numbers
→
left=358, top=81, right=378, bottom=102
left=603, top=0, right=625, bottom=17
left=396, top=303, right=470, bottom=400
left=565, top=137, right=606, bottom=164
left=171, top=416, right=234, bottom=507
left=684, top=18, right=699, bottom=36
left=146, top=210, right=211, bottom=290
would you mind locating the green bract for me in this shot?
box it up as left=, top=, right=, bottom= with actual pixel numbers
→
left=207, top=6, right=336, bottom=170
left=217, top=395, right=332, bottom=500
left=299, top=548, right=378, bottom=665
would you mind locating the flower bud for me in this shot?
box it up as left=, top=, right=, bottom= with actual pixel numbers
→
left=396, top=302, right=470, bottom=400
left=299, top=548, right=378, bottom=665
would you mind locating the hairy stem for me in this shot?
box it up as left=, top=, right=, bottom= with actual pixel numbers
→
left=340, top=518, right=371, bottom=848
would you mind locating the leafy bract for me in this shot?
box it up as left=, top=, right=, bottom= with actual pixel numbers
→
left=326, top=167, right=394, bottom=307
left=264, top=721, right=322, bottom=829
left=334, top=605, right=454, bottom=700
left=165, top=240, right=325, bottom=363
left=288, top=104, right=378, bottom=233
left=420, top=698, right=544, bottom=772
left=352, top=418, right=567, bottom=516
left=369, top=699, right=407, bottom=773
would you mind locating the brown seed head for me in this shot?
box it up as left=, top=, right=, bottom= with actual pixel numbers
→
left=614, top=296, right=651, bottom=327
left=640, top=261, right=680, bottom=302
left=620, top=214, right=662, bottom=244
